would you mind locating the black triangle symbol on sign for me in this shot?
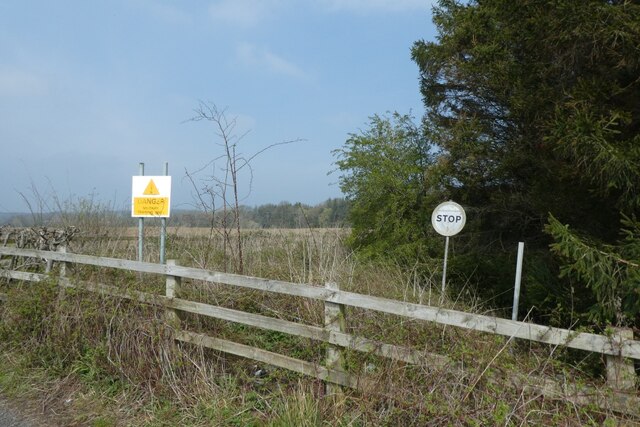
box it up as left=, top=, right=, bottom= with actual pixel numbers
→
left=143, top=179, right=160, bottom=195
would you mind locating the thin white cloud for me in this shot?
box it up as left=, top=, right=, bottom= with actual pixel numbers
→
left=262, top=51, right=307, bottom=79
left=235, top=42, right=308, bottom=79
left=0, top=68, right=48, bottom=96
left=235, top=42, right=259, bottom=64
left=209, top=0, right=278, bottom=27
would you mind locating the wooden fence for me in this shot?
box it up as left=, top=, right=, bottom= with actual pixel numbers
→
left=0, top=246, right=638, bottom=414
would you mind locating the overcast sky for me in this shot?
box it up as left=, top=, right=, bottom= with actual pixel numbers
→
left=0, top=0, right=436, bottom=214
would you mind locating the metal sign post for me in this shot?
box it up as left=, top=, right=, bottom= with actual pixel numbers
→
left=160, top=162, right=168, bottom=264
left=511, top=242, right=525, bottom=321
left=137, top=162, right=144, bottom=262
left=431, top=201, right=466, bottom=302
left=441, top=236, right=450, bottom=295
left=132, top=164, right=172, bottom=264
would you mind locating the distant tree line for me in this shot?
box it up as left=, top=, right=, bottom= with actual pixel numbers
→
left=0, top=198, right=349, bottom=229
left=172, top=198, right=349, bottom=229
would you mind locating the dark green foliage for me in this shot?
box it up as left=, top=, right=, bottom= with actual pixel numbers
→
left=250, top=198, right=349, bottom=229
left=546, top=214, right=640, bottom=326
left=333, top=113, right=439, bottom=261
left=413, top=0, right=639, bottom=236
left=409, top=0, right=640, bottom=327
left=335, top=0, right=640, bottom=327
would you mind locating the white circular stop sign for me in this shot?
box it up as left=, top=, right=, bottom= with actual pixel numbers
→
left=431, top=201, right=466, bottom=236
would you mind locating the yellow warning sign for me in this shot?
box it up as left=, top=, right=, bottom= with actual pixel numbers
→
left=133, top=197, right=169, bottom=216
left=143, top=179, right=160, bottom=195
left=132, top=176, right=171, bottom=218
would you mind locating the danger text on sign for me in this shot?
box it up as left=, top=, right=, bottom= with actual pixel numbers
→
left=133, top=197, right=169, bottom=216
left=131, top=176, right=172, bottom=218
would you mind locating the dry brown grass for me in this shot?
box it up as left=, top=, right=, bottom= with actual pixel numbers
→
left=1, top=226, right=637, bottom=426
left=108, top=226, right=349, bottom=238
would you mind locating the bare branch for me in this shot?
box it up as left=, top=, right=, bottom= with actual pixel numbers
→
left=185, top=101, right=305, bottom=273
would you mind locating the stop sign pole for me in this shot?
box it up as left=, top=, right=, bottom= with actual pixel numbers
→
left=431, top=201, right=466, bottom=300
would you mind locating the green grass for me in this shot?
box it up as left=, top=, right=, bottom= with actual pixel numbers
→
left=0, top=227, right=637, bottom=425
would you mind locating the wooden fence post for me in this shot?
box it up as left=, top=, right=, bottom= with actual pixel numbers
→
left=324, top=281, right=346, bottom=397
left=45, top=244, right=55, bottom=274
left=57, top=245, right=67, bottom=277
left=165, top=259, right=181, bottom=330
left=57, top=245, right=67, bottom=300
left=606, top=327, right=636, bottom=391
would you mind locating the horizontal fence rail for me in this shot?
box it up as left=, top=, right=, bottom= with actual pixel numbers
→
left=2, top=246, right=638, bottom=360
left=0, top=269, right=445, bottom=368
left=1, top=246, right=638, bottom=415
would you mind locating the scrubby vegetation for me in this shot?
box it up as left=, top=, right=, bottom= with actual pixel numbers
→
left=335, top=0, right=640, bottom=332
left=2, top=1, right=639, bottom=424
left=1, top=223, right=637, bottom=425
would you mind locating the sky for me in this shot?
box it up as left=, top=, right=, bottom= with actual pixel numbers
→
left=0, top=0, right=437, bottom=214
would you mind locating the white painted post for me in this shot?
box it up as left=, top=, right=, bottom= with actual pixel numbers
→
left=57, top=245, right=67, bottom=300
left=511, top=242, right=524, bottom=321
left=45, top=258, right=53, bottom=273
left=324, top=281, right=346, bottom=397
left=57, top=245, right=67, bottom=278
left=606, top=327, right=636, bottom=391
left=440, top=236, right=450, bottom=303
left=165, top=259, right=181, bottom=329
left=45, top=234, right=54, bottom=273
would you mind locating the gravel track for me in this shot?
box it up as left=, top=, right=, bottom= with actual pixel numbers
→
left=0, top=399, right=35, bottom=427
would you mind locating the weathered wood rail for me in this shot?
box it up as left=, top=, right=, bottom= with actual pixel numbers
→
left=1, top=246, right=638, bottom=415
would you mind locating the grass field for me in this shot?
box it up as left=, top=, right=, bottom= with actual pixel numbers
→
left=0, top=225, right=637, bottom=426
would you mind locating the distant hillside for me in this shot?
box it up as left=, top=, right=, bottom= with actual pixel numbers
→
left=172, top=198, right=349, bottom=229
left=0, top=213, right=30, bottom=226
left=0, top=198, right=350, bottom=229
